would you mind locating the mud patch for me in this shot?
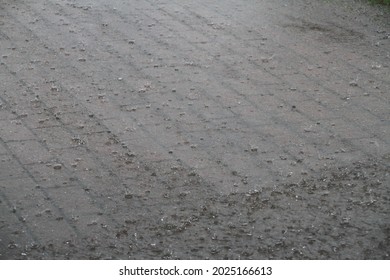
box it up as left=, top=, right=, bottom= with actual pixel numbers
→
left=282, top=18, right=365, bottom=43
left=2, top=158, right=389, bottom=259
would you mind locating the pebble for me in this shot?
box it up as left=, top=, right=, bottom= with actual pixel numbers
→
left=188, top=170, right=197, bottom=176
left=349, top=80, right=358, bottom=87
left=261, top=57, right=269, bottom=63
left=8, top=243, right=17, bottom=249
left=250, top=146, right=258, bottom=152
left=53, top=164, right=62, bottom=170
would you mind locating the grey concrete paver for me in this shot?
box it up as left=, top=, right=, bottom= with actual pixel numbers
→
left=6, top=140, right=53, bottom=165
left=0, top=154, right=29, bottom=180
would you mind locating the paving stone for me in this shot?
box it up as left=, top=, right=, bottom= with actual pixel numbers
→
left=0, top=120, right=36, bottom=142
left=7, top=140, right=53, bottom=165
left=0, top=177, right=47, bottom=209
left=0, top=154, right=28, bottom=180
left=0, top=142, right=8, bottom=155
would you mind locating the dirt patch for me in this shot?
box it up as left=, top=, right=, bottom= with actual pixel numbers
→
left=282, top=18, right=365, bottom=43
left=2, top=156, right=389, bottom=260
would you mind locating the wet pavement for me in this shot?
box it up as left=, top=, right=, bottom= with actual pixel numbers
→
left=0, top=0, right=389, bottom=259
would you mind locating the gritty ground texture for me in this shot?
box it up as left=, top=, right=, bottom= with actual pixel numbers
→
left=0, top=0, right=389, bottom=259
